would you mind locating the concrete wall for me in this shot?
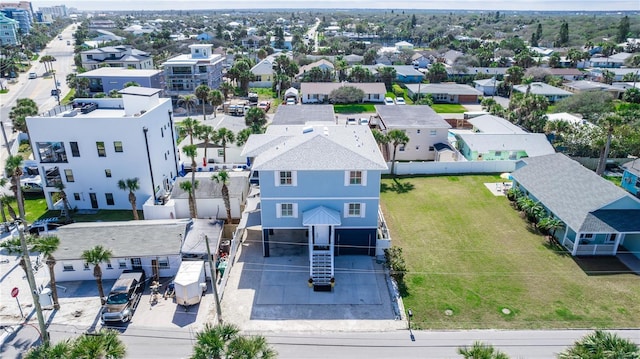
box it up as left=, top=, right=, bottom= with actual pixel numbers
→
left=55, top=254, right=181, bottom=282
left=387, top=160, right=516, bottom=175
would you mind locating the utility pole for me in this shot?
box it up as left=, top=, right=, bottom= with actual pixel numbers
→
left=204, top=235, right=222, bottom=324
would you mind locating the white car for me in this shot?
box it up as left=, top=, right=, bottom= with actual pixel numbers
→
left=286, top=98, right=296, bottom=105
left=384, top=97, right=395, bottom=105
left=395, top=97, right=406, bottom=105
left=359, top=118, right=369, bottom=126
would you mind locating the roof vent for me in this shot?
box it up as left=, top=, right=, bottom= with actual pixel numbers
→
left=302, top=126, right=313, bottom=134
left=323, top=127, right=329, bottom=136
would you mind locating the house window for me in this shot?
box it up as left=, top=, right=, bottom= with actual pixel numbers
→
left=131, top=258, right=142, bottom=269
left=63, top=262, right=74, bottom=271
left=344, top=203, right=366, bottom=217
left=417, top=129, right=421, bottom=134
left=158, top=257, right=170, bottom=269
left=64, top=169, right=74, bottom=182
left=106, top=263, right=113, bottom=269
left=83, top=262, right=90, bottom=270
left=495, top=151, right=502, bottom=157
left=105, top=169, right=112, bottom=178
left=113, top=141, right=123, bottom=152
left=399, top=144, right=405, bottom=152
left=277, top=171, right=296, bottom=186
left=161, top=128, right=164, bottom=137
left=118, top=259, right=127, bottom=269
left=636, top=180, right=640, bottom=188
left=280, top=203, right=294, bottom=217
left=349, top=171, right=362, bottom=185
left=74, top=193, right=80, bottom=201
left=217, top=149, right=224, bottom=157
left=96, top=142, right=106, bottom=157
left=428, top=146, right=434, bottom=151
left=105, top=193, right=114, bottom=205
left=70, top=142, right=80, bottom=157
left=430, top=130, right=437, bottom=136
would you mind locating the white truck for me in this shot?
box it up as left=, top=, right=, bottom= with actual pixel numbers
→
left=174, top=261, right=207, bottom=309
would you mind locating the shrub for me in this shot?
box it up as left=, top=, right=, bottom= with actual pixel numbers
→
left=392, top=84, right=405, bottom=97
left=384, top=246, right=407, bottom=282
left=18, top=143, right=31, bottom=153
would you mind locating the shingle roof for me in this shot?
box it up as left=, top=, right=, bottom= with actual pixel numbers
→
left=250, top=58, right=274, bottom=75
left=272, top=104, right=336, bottom=125
left=54, top=219, right=188, bottom=260
left=457, top=133, right=555, bottom=157
left=250, top=125, right=387, bottom=171
left=375, top=105, right=451, bottom=129
left=511, top=153, right=640, bottom=232
left=406, top=83, right=483, bottom=96
left=513, top=82, right=572, bottom=96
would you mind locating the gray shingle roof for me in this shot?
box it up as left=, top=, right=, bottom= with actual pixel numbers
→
left=511, top=153, right=640, bottom=232
left=272, top=104, right=336, bottom=125
left=513, top=82, right=572, bottom=96
left=250, top=125, right=387, bottom=171
left=468, top=115, right=525, bottom=134
left=300, top=82, right=386, bottom=95
left=54, top=219, right=189, bottom=260
left=375, top=105, right=451, bottom=129
left=406, top=83, right=483, bottom=96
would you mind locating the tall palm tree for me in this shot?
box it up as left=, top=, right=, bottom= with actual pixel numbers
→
left=117, top=178, right=140, bottom=220
left=81, top=245, right=113, bottom=304
left=54, top=183, right=73, bottom=223
left=180, top=180, right=199, bottom=219
left=211, top=170, right=232, bottom=224
left=215, top=128, right=235, bottom=164
left=71, top=330, right=127, bottom=359
left=371, top=129, right=389, bottom=161
left=195, top=84, right=211, bottom=121
left=595, top=114, right=626, bottom=176
left=386, top=129, right=409, bottom=177
left=31, top=235, right=61, bottom=310
left=5, top=155, right=24, bottom=211
left=178, top=94, right=198, bottom=117
left=209, top=89, right=224, bottom=118
left=197, top=125, right=216, bottom=167
left=192, top=323, right=276, bottom=359
left=219, top=82, right=234, bottom=101
left=183, top=144, right=199, bottom=218
left=179, top=117, right=201, bottom=145
left=458, top=341, right=510, bottom=359
left=558, top=330, right=639, bottom=359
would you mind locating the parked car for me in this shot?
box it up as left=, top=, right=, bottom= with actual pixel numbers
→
left=101, top=270, right=146, bottom=324
left=66, top=40, right=71, bottom=45
left=359, top=118, right=369, bottom=126
left=257, top=101, right=271, bottom=112
left=286, top=97, right=296, bottom=105
left=28, top=219, right=62, bottom=236
left=50, top=89, right=59, bottom=97
left=384, top=97, right=395, bottom=105
left=28, top=72, right=37, bottom=79
left=346, top=117, right=357, bottom=125
left=395, top=97, right=406, bottom=105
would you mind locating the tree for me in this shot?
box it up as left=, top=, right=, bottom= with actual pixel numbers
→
left=31, top=236, right=61, bottom=310
left=215, top=128, right=235, bottom=164
left=5, top=155, right=24, bottom=210
left=197, top=125, right=216, bottom=166
left=54, top=183, right=73, bottom=223
left=211, top=170, right=232, bottom=224
left=623, top=88, right=640, bottom=104
left=178, top=94, right=198, bottom=117
left=183, top=144, right=199, bottom=218
left=209, top=89, right=224, bottom=118
left=191, top=323, right=276, bottom=359
left=71, top=330, right=127, bottom=359
left=458, top=341, right=510, bottom=359
left=372, top=129, right=389, bottom=161
left=505, top=66, right=524, bottom=87
left=219, top=82, right=234, bottom=101
left=378, top=66, right=397, bottom=91
left=538, top=216, right=563, bottom=241
left=427, top=62, right=447, bottom=83
left=235, top=128, right=253, bottom=147
left=81, top=245, right=113, bottom=304
left=9, top=98, right=38, bottom=134
left=195, top=84, right=211, bottom=121
left=39, top=55, right=57, bottom=74
left=557, top=22, right=569, bottom=46
left=554, top=92, right=614, bottom=123
left=595, top=114, right=626, bottom=176
left=507, top=93, right=549, bottom=133
left=25, top=339, right=73, bottom=359
left=117, top=178, right=140, bottom=220
left=329, top=86, right=365, bottom=104
left=348, top=65, right=374, bottom=83
left=179, top=117, right=201, bottom=145
left=245, top=107, right=267, bottom=133
left=558, top=330, right=639, bottom=359
left=272, top=55, right=299, bottom=97
left=227, top=59, right=253, bottom=94
left=617, top=16, right=630, bottom=43
left=387, top=129, right=409, bottom=177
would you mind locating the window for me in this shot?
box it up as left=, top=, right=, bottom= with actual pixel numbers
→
left=63, top=262, right=74, bottom=271
left=64, top=169, right=74, bottom=182
left=96, top=142, right=106, bottom=157
left=105, top=193, right=114, bottom=205
left=277, top=203, right=297, bottom=218
left=74, top=193, right=80, bottom=201
left=217, top=149, right=224, bottom=157
left=36, top=142, right=67, bottom=163
left=131, top=258, right=142, bottom=269
left=83, top=262, right=90, bottom=270
left=399, top=144, right=405, bottom=152
left=417, top=129, right=421, bottom=134
left=70, top=142, right=80, bottom=157
left=118, top=259, right=127, bottom=269
left=113, top=141, right=123, bottom=152
left=495, top=151, right=502, bottom=157
left=106, top=263, right=113, bottom=269
left=349, top=171, right=362, bottom=185
left=428, top=146, right=434, bottom=151
left=105, top=169, right=112, bottom=178
left=344, top=203, right=366, bottom=218
left=430, top=130, right=437, bottom=136
left=158, top=257, right=170, bottom=269
left=278, top=171, right=296, bottom=186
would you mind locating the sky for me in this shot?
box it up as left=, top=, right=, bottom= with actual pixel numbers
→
left=31, top=0, right=640, bottom=12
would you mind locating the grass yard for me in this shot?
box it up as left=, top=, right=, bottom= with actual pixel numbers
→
left=430, top=104, right=467, bottom=113
left=333, top=104, right=376, bottom=114
left=380, top=175, right=640, bottom=330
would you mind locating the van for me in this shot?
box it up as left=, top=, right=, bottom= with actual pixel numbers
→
left=101, top=270, right=146, bottom=323
left=28, top=72, right=37, bottom=79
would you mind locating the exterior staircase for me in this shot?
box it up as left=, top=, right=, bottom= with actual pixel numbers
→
left=311, top=251, right=333, bottom=291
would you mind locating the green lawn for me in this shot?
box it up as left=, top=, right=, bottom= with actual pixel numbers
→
left=381, top=175, right=640, bottom=330
left=12, top=195, right=141, bottom=224
left=333, top=104, right=376, bottom=114
left=430, top=104, right=467, bottom=113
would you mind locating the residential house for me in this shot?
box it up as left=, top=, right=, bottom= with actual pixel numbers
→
left=474, top=78, right=501, bottom=96
left=300, top=82, right=386, bottom=104
left=162, top=44, right=224, bottom=100
left=51, top=219, right=189, bottom=282
left=588, top=54, right=626, bottom=68
left=546, top=68, right=585, bottom=81
left=448, top=67, right=509, bottom=80
left=406, top=83, right=482, bottom=104
left=0, top=12, right=19, bottom=45
left=512, top=82, right=572, bottom=103
left=122, top=24, right=156, bottom=36
left=440, top=49, right=464, bottom=65
left=374, top=105, right=451, bottom=161
left=77, top=67, right=164, bottom=95
left=297, top=59, right=335, bottom=81
left=241, top=124, right=388, bottom=289
left=80, top=46, right=154, bottom=70
left=270, top=35, right=293, bottom=50
left=344, top=54, right=364, bottom=65
left=563, top=80, right=625, bottom=99
left=468, top=115, right=524, bottom=134
left=361, top=65, right=425, bottom=83
left=196, top=32, right=214, bottom=41
left=621, top=159, right=640, bottom=197
left=589, top=68, right=640, bottom=82
left=249, top=56, right=275, bottom=88
left=89, top=19, right=117, bottom=29
left=272, top=104, right=336, bottom=125
left=411, top=53, right=431, bottom=69
left=395, top=41, right=414, bottom=51
left=26, top=87, right=180, bottom=211
left=511, top=153, right=640, bottom=258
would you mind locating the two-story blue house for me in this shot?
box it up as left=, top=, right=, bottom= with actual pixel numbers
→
left=241, top=124, right=388, bottom=290
left=622, top=159, right=640, bottom=197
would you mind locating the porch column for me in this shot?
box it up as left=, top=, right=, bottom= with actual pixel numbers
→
left=572, top=232, right=579, bottom=256
left=561, top=225, right=568, bottom=246
left=262, top=228, right=270, bottom=257
left=613, top=233, right=624, bottom=255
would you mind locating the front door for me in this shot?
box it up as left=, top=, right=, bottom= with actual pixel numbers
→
left=151, top=259, right=159, bottom=281
left=89, top=193, right=98, bottom=208
left=314, top=225, right=330, bottom=249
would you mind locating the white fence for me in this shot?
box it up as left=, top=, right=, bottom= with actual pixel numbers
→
left=387, top=160, right=516, bottom=176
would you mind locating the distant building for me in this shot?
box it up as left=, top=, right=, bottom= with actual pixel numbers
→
left=0, top=5, right=32, bottom=34
left=77, top=67, right=164, bottom=95
left=0, top=12, right=19, bottom=45
left=162, top=44, right=224, bottom=100
left=80, top=45, right=154, bottom=70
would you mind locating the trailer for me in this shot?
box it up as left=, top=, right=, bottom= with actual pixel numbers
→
left=174, top=261, right=207, bottom=309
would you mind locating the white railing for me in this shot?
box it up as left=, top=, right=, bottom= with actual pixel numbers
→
left=575, top=244, right=616, bottom=256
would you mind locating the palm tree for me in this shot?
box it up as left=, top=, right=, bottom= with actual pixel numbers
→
left=5, top=155, right=24, bottom=210
left=558, top=330, right=639, bottom=359
left=81, top=245, right=113, bottom=304
left=183, top=144, right=199, bottom=218
left=538, top=216, right=564, bottom=242
left=178, top=94, right=198, bottom=117
left=39, top=55, right=57, bottom=74
left=25, top=339, right=73, bottom=359
left=31, top=235, right=61, bottom=310
left=209, top=89, right=224, bottom=118
left=195, top=84, right=211, bottom=121
left=71, top=330, right=126, bottom=359
left=179, top=117, right=201, bottom=145
left=55, top=183, right=73, bottom=223
left=371, top=129, right=389, bottom=161
left=192, top=323, right=276, bottom=359
left=244, top=107, right=267, bottom=133
left=215, top=128, right=235, bottom=164
left=211, top=170, right=232, bottom=224
left=458, top=341, right=510, bottom=359
left=235, top=128, right=253, bottom=147
left=386, top=129, right=409, bottom=177
left=197, top=125, right=216, bottom=167
left=219, top=82, right=234, bottom=100
left=595, top=114, right=626, bottom=176
left=117, top=178, right=140, bottom=220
